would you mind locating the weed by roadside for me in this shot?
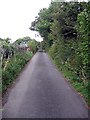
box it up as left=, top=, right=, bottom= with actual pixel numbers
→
left=2, top=51, right=33, bottom=93
left=49, top=54, right=89, bottom=106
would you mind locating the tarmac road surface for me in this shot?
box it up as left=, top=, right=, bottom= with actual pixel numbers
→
left=3, top=52, right=88, bottom=118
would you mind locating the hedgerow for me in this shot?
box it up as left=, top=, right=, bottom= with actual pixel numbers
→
left=2, top=51, right=33, bottom=92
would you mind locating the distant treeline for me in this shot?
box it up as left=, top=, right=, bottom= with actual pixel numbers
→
left=0, top=37, right=40, bottom=60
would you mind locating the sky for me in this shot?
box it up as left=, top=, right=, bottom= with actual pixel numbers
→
left=0, top=0, right=88, bottom=42
left=0, top=0, right=51, bottom=42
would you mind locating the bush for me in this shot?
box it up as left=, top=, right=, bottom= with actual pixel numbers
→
left=2, top=51, right=33, bottom=92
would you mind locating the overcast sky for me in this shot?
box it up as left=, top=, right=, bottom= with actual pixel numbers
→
left=0, top=0, right=51, bottom=42
left=0, top=0, right=88, bottom=42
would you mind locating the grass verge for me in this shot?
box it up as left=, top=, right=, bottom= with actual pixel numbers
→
left=49, top=54, right=89, bottom=107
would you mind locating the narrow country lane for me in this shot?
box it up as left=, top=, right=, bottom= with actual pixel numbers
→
left=3, top=52, right=88, bottom=118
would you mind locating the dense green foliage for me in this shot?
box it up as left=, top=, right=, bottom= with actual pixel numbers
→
left=30, top=2, right=89, bottom=105
left=14, top=36, right=31, bottom=45
left=2, top=52, right=33, bottom=92
left=1, top=36, right=39, bottom=93
left=28, top=39, right=39, bottom=53
left=0, top=38, right=15, bottom=59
